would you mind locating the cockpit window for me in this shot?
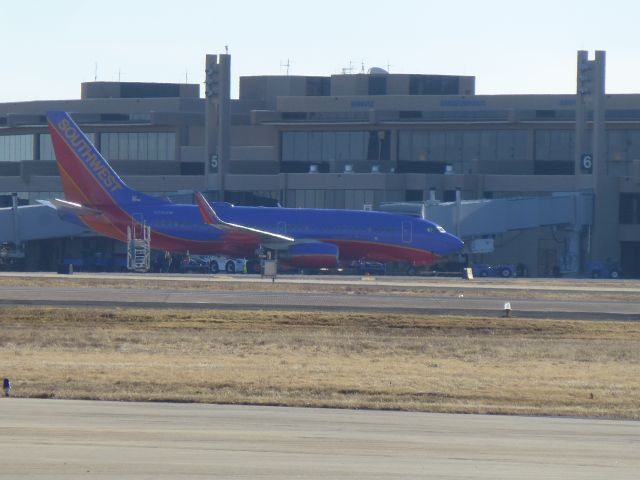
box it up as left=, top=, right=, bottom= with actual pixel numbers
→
left=437, top=226, right=446, bottom=233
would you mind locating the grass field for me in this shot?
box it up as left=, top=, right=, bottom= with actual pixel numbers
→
left=1, top=306, right=639, bottom=419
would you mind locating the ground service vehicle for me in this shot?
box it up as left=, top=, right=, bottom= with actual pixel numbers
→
left=586, top=260, right=621, bottom=279
left=180, top=255, right=246, bottom=274
left=472, top=263, right=516, bottom=278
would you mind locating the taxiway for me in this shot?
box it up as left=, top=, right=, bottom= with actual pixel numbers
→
left=0, top=273, right=639, bottom=320
left=1, top=398, right=638, bottom=479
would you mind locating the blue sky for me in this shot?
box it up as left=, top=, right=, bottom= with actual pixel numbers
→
left=2, top=0, right=639, bottom=102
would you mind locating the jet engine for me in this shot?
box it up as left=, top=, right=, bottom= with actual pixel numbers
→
left=286, top=242, right=339, bottom=268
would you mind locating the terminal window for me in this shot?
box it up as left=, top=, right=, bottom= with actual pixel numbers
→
left=619, top=193, right=640, bottom=224
left=0, top=134, right=33, bottom=161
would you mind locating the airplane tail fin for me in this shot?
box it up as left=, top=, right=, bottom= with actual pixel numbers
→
left=46, top=111, right=133, bottom=209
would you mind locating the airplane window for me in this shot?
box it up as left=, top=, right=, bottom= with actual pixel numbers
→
left=426, top=227, right=434, bottom=233
left=437, top=226, right=446, bottom=233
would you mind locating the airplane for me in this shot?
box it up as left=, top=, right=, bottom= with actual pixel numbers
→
left=45, top=110, right=463, bottom=270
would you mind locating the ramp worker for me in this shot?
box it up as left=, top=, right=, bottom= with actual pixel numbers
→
left=3, top=378, right=11, bottom=397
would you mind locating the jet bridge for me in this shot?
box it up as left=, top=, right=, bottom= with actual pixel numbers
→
left=425, top=193, right=593, bottom=238
left=0, top=203, right=89, bottom=244
left=380, top=193, right=592, bottom=236
left=380, top=193, right=593, bottom=275
left=0, top=201, right=91, bottom=268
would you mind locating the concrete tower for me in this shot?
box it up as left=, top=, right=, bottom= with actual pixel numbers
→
left=575, top=50, right=618, bottom=264
left=204, top=53, right=231, bottom=200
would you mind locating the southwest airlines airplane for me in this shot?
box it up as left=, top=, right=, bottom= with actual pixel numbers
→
left=45, top=111, right=462, bottom=269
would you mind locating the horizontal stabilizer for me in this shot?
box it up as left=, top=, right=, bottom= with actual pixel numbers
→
left=44, top=198, right=103, bottom=217
left=195, top=192, right=294, bottom=243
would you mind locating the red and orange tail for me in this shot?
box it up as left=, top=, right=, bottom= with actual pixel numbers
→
left=47, top=111, right=132, bottom=210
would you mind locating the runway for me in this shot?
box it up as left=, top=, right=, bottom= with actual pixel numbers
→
left=1, top=276, right=639, bottom=320
left=1, top=398, right=637, bottom=479
left=2, top=276, right=639, bottom=478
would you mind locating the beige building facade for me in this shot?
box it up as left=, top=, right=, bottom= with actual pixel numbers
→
left=1, top=52, right=639, bottom=276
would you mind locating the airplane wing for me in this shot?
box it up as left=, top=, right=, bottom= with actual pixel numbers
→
left=39, top=198, right=103, bottom=217
left=194, top=192, right=295, bottom=243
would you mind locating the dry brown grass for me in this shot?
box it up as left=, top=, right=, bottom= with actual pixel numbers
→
left=1, top=306, right=639, bottom=419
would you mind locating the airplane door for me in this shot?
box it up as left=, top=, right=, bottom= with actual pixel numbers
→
left=402, top=221, right=412, bottom=244
left=277, top=221, right=287, bottom=235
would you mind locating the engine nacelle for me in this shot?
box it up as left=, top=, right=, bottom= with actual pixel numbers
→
left=286, top=242, right=339, bottom=268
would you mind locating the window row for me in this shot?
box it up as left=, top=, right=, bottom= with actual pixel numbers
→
left=40, top=133, right=96, bottom=161
left=608, top=130, right=640, bottom=162
left=1, top=132, right=175, bottom=162
left=535, top=130, right=578, bottom=161
left=281, top=131, right=391, bottom=163
left=101, top=132, right=176, bottom=161
left=398, top=130, right=528, bottom=163
left=7, top=129, right=640, bottom=165
left=280, top=223, right=397, bottom=233
left=280, top=129, right=640, bottom=164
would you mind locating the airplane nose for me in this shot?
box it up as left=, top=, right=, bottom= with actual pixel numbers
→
left=438, top=233, right=464, bottom=255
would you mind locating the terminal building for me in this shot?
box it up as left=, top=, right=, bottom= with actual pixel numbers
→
left=1, top=50, right=639, bottom=276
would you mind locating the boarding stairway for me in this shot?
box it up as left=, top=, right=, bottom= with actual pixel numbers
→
left=127, top=220, right=151, bottom=272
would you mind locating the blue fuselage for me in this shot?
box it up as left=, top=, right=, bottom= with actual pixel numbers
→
left=113, top=201, right=463, bottom=265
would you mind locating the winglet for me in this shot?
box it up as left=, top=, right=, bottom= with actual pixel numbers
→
left=195, top=192, right=294, bottom=242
